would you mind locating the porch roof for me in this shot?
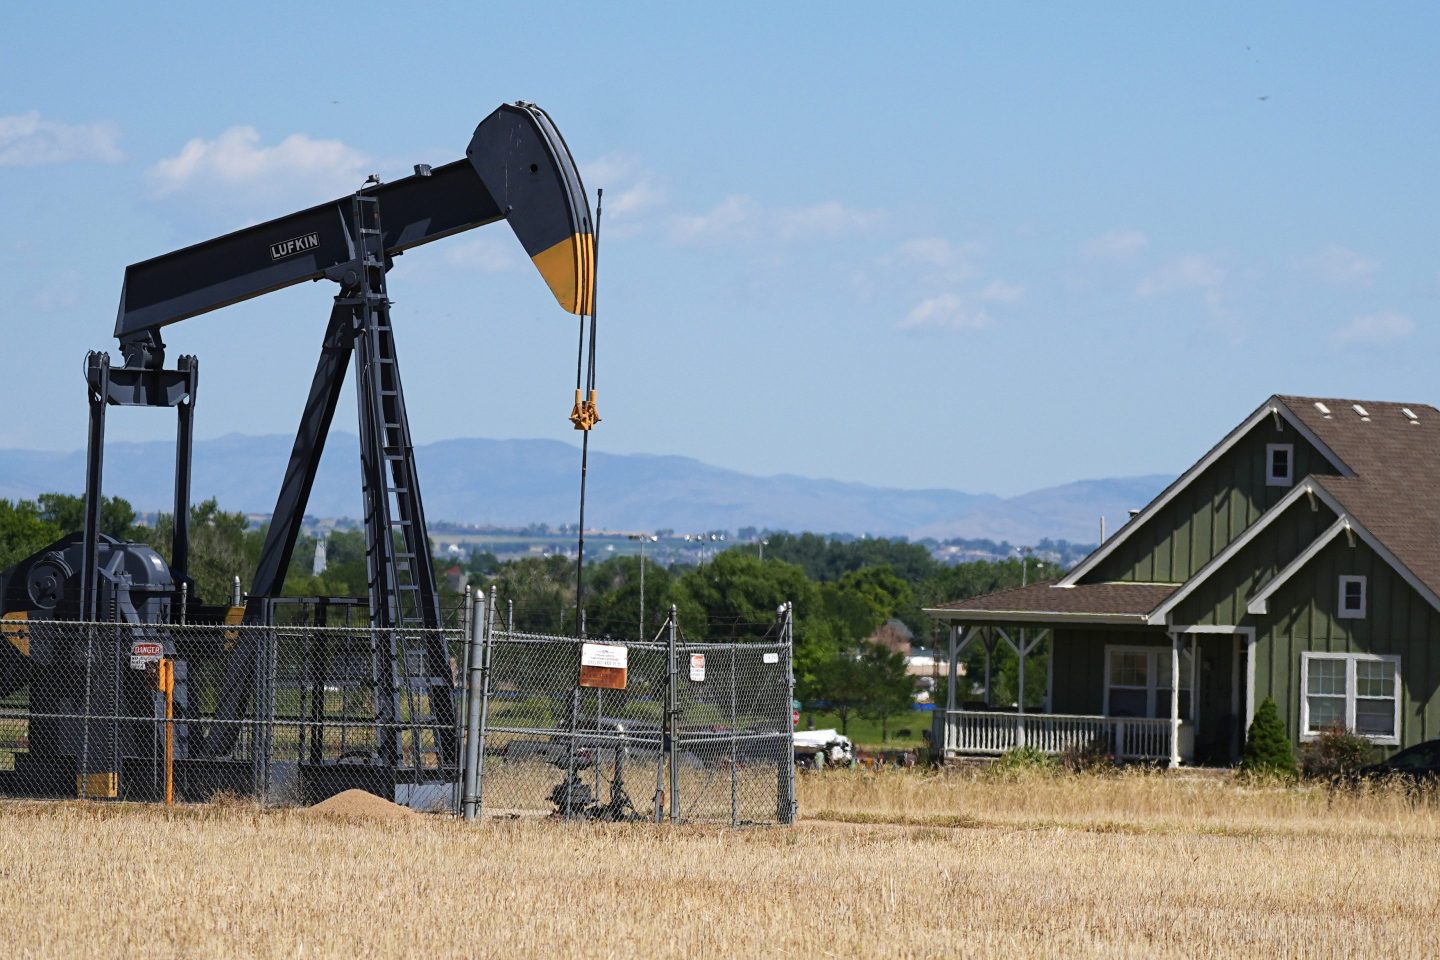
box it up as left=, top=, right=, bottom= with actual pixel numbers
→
left=925, top=579, right=1176, bottom=625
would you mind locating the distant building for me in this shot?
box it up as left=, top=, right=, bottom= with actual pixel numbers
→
left=312, top=537, right=327, bottom=576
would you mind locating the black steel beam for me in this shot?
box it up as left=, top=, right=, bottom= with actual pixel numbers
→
left=115, top=159, right=502, bottom=343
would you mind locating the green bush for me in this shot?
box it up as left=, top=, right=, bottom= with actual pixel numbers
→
left=1300, top=725, right=1378, bottom=781
left=1239, top=697, right=1298, bottom=780
left=988, top=744, right=1056, bottom=779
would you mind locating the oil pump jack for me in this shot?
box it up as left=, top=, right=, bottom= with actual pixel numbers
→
left=0, top=102, right=596, bottom=801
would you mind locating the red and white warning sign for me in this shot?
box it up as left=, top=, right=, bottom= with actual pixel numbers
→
left=689, top=653, right=706, bottom=682
left=129, top=641, right=163, bottom=670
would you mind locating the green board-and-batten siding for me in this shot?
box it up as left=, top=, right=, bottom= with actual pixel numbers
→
left=1171, top=497, right=1339, bottom=628
left=1086, top=418, right=1332, bottom=585
left=1254, top=533, right=1440, bottom=749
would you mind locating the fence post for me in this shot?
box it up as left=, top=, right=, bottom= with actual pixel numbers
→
left=779, top=601, right=796, bottom=826
left=462, top=590, right=486, bottom=822
left=667, top=604, right=679, bottom=823
left=729, top=642, right=738, bottom=828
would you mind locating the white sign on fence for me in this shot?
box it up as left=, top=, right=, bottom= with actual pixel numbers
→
left=580, top=642, right=629, bottom=690
left=580, top=643, right=628, bottom=669
left=689, top=653, right=706, bottom=682
left=762, top=652, right=780, bottom=665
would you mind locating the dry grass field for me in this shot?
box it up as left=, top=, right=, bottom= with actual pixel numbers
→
left=4, top=768, right=1439, bottom=959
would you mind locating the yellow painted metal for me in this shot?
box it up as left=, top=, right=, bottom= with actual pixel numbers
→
left=531, top=232, right=595, bottom=316
left=2, top=611, right=29, bottom=657
left=568, top=389, right=601, bottom=431
left=157, top=658, right=175, bottom=806
left=76, top=772, right=118, bottom=799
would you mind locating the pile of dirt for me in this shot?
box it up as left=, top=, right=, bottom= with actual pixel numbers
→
left=305, top=789, right=417, bottom=821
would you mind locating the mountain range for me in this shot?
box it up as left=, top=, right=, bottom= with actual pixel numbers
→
left=0, top=434, right=1170, bottom=544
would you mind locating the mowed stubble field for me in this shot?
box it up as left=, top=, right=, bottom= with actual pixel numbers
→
left=4, top=770, right=1439, bottom=959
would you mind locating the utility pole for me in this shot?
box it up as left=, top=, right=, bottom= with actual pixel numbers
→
left=627, top=533, right=657, bottom=640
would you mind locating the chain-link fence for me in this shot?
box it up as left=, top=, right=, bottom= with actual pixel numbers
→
left=0, top=596, right=796, bottom=826
left=468, top=604, right=796, bottom=826
left=0, top=604, right=466, bottom=808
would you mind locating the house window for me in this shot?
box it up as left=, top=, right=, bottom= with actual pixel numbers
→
left=1105, top=645, right=1192, bottom=719
left=1266, top=443, right=1294, bottom=487
left=1338, top=575, right=1366, bottom=619
left=1300, top=653, right=1400, bottom=742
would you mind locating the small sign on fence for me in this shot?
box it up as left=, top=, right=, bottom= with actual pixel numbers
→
left=689, top=653, right=706, bottom=682
left=762, top=652, right=779, bottom=665
left=129, top=641, right=163, bottom=670
left=579, top=642, right=628, bottom=690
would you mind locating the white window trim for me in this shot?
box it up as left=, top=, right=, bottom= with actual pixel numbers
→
left=1299, top=652, right=1400, bottom=745
left=1338, top=575, right=1367, bottom=619
left=1103, top=644, right=1195, bottom=720
left=1266, top=443, right=1294, bottom=487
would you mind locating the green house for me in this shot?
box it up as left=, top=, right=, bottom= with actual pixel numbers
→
left=926, top=395, right=1440, bottom=766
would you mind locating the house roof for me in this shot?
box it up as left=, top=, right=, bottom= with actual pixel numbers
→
left=1279, top=396, right=1440, bottom=600
left=927, top=579, right=1176, bottom=623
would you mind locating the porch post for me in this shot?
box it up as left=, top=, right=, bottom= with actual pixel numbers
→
left=1168, top=632, right=1182, bottom=769
left=946, top=624, right=960, bottom=756
left=946, top=624, right=959, bottom=712
left=1016, top=627, right=1026, bottom=748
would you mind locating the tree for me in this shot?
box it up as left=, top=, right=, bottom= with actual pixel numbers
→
left=807, top=641, right=915, bottom=739
left=138, top=498, right=252, bottom=604
left=0, top=499, right=62, bottom=569
left=1240, top=697, right=1298, bottom=779
left=36, top=493, right=137, bottom=540
left=857, top=642, right=915, bottom=741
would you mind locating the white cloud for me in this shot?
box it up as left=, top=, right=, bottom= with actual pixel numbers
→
left=1332, top=312, right=1415, bottom=346
left=898, top=293, right=992, bottom=333
left=1136, top=254, right=1225, bottom=298
left=672, top=194, right=760, bottom=243
left=0, top=111, right=122, bottom=166
left=774, top=200, right=879, bottom=240
left=147, top=126, right=369, bottom=214
left=1079, top=228, right=1148, bottom=261
left=979, top=279, right=1024, bottom=303
left=1305, top=245, right=1381, bottom=288
left=672, top=196, right=877, bottom=244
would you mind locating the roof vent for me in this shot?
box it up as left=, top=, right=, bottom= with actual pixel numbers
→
left=1314, top=401, right=1332, bottom=418
left=1403, top=407, right=1420, bottom=425
left=1352, top=404, right=1370, bottom=422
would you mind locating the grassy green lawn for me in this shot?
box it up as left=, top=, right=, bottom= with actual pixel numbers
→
left=798, top=708, right=933, bottom=751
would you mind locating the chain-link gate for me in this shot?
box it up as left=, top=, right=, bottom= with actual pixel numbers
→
left=462, top=599, right=796, bottom=826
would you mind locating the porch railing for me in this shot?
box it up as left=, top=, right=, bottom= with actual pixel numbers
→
left=937, top=710, right=1191, bottom=762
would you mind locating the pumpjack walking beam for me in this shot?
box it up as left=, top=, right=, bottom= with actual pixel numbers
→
left=102, top=102, right=595, bottom=761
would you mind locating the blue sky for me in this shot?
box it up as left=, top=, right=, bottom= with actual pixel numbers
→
left=2, top=3, right=1437, bottom=499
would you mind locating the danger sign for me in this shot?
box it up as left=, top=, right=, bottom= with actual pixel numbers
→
left=689, top=653, right=706, bottom=682
left=130, top=641, right=163, bottom=670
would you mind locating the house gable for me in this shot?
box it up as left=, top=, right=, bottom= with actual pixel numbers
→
left=1166, top=492, right=1339, bottom=628
left=1077, top=404, right=1338, bottom=586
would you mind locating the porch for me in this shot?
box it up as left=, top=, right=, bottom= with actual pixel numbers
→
left=936, top=709, right=1194, bottom=762
left=925, top=581, right=1243, bottom=767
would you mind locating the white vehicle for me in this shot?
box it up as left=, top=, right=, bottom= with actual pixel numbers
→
left=794, top=728, right=854, bottom=768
